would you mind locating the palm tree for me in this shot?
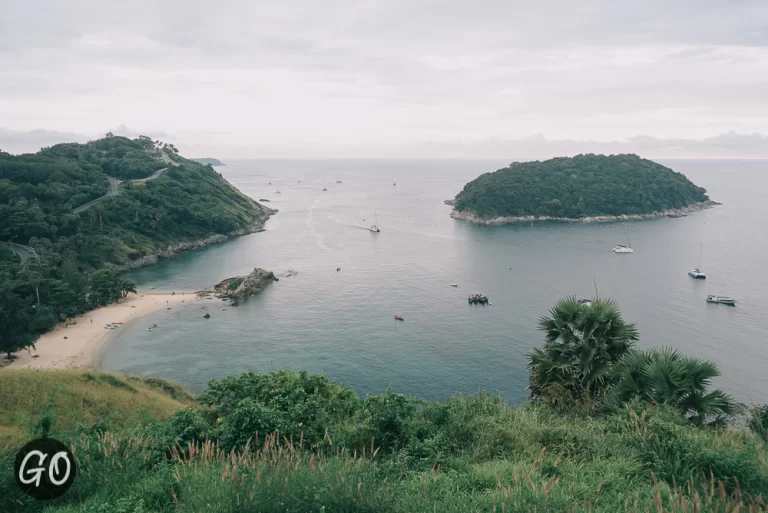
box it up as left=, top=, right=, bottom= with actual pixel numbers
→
left=610, top=347, right=737, bottom=426
left=527, top=296, right=639, bottom=407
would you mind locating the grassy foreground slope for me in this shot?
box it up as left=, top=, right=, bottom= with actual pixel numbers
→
left=0, top=370, right=193, bottom=445
left=453, top=154, right=710, bottom=220
left=2, top=369, right=767, bottom=513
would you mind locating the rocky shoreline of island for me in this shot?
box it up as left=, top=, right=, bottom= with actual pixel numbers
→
left=446, top=200, right=718, bottom=225
left=114, top=205, right=277, bottom=272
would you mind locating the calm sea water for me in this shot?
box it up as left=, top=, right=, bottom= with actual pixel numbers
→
left=100, top=159, right=768, bottom=405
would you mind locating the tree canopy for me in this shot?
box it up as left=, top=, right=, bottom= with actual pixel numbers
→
left=454, top=154, right=710, bottom=219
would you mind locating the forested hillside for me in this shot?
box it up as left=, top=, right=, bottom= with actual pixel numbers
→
left=0, top=135, right=272, bottom=358
left=454, top=154, right=710, bottom=219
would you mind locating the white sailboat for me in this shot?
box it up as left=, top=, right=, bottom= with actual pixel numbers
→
left=393, top=176, right=397, bottom=186
left=274, top=184, right=281, bottom=194
left=322, top=181, right=327, bottom=191
left=369, top=213, right=380, bottom=232
left=689, top=241, right=706, bottom=279
left=612, top=226, right=634, bottom=253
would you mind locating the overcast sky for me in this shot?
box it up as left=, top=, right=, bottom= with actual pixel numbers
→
left=2, top=0, right=768, bottom=158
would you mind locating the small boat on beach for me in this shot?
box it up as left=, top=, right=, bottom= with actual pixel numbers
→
left=706, top=295, right=736, bottom=306
left=394, top=315, right=404, bottom=321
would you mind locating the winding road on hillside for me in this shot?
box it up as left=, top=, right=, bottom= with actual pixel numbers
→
left=0, top=241, right=39, bottom=263
left=72, top=150, right=178, bottom=213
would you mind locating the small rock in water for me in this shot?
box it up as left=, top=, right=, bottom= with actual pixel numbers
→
left=167, top=307, right=171, bottom=310
left=213, top=268, right=277, bottom=306
left=204, top=313, right=210, bottom=319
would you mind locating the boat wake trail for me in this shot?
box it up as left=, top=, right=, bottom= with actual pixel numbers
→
left=306, top=195, right=336, bottom=255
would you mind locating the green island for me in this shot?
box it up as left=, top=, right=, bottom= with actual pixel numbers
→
left=0, top=135, right=272, bottom=357
left=451, top=154, right=714, bottom=223
left=2, top=297, right=768, bottom=512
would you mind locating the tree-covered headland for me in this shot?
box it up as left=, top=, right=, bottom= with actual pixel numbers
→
left=0, top=134, right=271, bottom=357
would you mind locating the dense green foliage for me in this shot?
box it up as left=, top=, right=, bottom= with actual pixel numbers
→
left=0, top=135, right=270, bottom=356
left=527, top=297, right=736, bottom=426
left=528, top=297, right=639, bottom=408
left=2, top=369, right=768, bottom=512
left=454, top=154, right=710, bottom=219
left=609, top=347, right=738, bottom=426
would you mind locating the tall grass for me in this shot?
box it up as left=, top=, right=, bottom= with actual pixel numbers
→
left=5, top=430, right=764, bottom=513
left=3, top=370, right=768, bottom=512
left=3, top=404, right=767, bottom=512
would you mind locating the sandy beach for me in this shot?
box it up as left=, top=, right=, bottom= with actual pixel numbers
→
left=7, top=292, right=194, bottom=370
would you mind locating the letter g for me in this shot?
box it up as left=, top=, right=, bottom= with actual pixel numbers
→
left=19, top=450, right=48, bottom=487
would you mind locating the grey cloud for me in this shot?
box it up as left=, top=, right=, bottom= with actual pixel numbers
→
left=0, top=127, right=173, bottom=154
left=1, top=1, right=767, bottom=154
left=401, top=132, right=768, bottom=159
left=0, top=128, right=87, bottom=154
left=108, top=125, right=173, bottom=140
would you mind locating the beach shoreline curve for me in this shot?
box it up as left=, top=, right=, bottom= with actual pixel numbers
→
left=5, top=292, right=195, bottom=371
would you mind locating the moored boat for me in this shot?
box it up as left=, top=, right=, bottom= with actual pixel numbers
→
left=689, top=241, right=706, bottom=279
left=369, top=213, right=381, bottom=232
left=613, top=227, right=634, bottom=253
left=394, top=315, right=404, bottom=321
left=706, top=295, right=735, bottom=306
left=450, top=283, right=458, bottom=287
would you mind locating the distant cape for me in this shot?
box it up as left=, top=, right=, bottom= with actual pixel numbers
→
left=192, top=158, right=225, bottom=166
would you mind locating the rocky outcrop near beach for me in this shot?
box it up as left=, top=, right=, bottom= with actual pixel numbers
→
left=448, top=200, right=718, bottom=225
left=211, top=268, right=277, bottom=305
